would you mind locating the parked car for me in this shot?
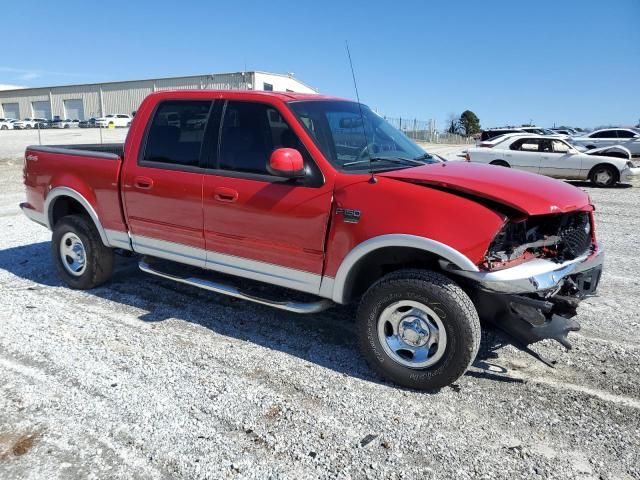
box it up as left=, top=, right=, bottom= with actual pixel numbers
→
left=49, top=118, right=78, bottom=129
left=0, top=118, right=17, bottom=130
left=12, top=118, right=48, bottom=129
left=570, top=128, right=640, bottom=156
left=78, top=118, right=98, bottom=128
left=465, top=133, right=640, bottom=186
left=20, top=90, right=604, bottom=390
left=550, top=128, right=578, bottom=135
left=95, top=114, right=132, bottom=128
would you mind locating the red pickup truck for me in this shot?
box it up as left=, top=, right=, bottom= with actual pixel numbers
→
left=21, top=90, right=603, bottom=389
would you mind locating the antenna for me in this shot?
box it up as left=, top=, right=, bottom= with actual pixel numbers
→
left=345, top=41, right=375, bottom=183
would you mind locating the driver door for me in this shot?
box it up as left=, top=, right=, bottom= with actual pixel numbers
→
left=201, top=100, right=334, bottom=292
left=539, top=139, right=582, bottom=179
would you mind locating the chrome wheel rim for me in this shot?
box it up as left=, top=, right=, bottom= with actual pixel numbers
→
left=59, top=232, right=87, bottom=276
left=594, top=169, right=612, bottom=186
left=377, top=300, right=447, bottom=369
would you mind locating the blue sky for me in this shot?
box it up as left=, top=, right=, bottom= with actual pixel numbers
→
left=2, top=0, right=639, bottom=129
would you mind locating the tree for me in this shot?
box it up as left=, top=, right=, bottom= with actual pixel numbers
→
left=445, top=113, right=461, bottom=134
left=459, top=110, right=481, bottom=136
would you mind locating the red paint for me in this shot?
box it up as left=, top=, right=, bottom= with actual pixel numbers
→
left=23, top=90, right=598, bottom=279
left=269, top=148, right=304, bottom=176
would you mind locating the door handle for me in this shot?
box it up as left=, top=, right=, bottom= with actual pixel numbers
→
left=213, top=187, right=238, bottom=203
left=134, top=176, right=154, bottom=189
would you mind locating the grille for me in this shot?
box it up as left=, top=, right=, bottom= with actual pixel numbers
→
left=559, top=213, right=591, bottom=259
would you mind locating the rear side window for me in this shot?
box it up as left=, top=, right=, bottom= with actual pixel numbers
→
left=590, top=130, right=615, bottom=138
left=511, top=138, right=540, bottom=151
left=143, top=100, right=212, bottom=167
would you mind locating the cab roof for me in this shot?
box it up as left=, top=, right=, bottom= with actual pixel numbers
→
left=146, top=89, right=349, bottom=103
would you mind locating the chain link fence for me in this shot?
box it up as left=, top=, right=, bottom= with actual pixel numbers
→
left=381, top=116, right=474, bottom=144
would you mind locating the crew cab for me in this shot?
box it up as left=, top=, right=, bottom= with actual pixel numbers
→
left=21, top=90, right=604, bottom=390
left=95, top=114, right=132, bottom=128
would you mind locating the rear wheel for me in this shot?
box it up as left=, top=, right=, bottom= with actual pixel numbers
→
left=589, top=165, right=618, bottom=187
left=0, top=125, right=7, bottom=130
left=356, top=269, right=480, bottom=390
left=490, top=160, right=510, bottom=167
left=52, top=215, right=114, bottom=289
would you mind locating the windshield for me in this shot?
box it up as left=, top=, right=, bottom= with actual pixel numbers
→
left=288, top=100, right=436, bottom=172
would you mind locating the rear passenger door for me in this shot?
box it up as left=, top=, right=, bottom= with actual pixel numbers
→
left=122, top=100, right=215, bottom=267
left=506, top=138, right=543, bottom=173
left=201, top=100, right=333, bottom=293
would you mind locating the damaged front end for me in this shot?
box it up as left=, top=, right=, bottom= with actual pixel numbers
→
left=443, top=209, right=604, bottom=360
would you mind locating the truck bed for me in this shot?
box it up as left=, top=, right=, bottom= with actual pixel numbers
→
left=28, top=143, right=124, bottom=159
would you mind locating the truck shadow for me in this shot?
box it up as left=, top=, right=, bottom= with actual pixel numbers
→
left=0, top=241, right=522, bottom=390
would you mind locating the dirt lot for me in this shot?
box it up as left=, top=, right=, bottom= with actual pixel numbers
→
left=0, top=130, right=639, bottom=479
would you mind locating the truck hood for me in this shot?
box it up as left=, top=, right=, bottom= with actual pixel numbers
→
left=378, top=162, right=590, bottom=216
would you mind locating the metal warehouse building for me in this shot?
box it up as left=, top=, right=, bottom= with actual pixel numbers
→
left=0, top=71, right=317, bottom=121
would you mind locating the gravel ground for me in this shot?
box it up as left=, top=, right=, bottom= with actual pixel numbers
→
left=0, top=135, right=639, bottom=479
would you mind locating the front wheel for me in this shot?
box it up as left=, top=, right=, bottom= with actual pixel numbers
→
left=357, top=269, right=480, bottom=390
left=590, top=165, right=617, bottom=187
left=52, top=215, right=114, bottom=289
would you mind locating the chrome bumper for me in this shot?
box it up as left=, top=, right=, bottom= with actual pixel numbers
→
left=444, top=244, right=604, bottom=294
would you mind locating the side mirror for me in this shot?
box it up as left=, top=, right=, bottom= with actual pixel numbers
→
left=268, top=148, right=306, bottom=178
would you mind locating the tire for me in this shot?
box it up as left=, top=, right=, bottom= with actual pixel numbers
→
left=490, top=160, right=510, bottom=167
left=64, top=124, right=70, bottom=129
left=356, top=269, right=481, bottom=390
left=51, top=215, right=114, bottom=289
left=1, top=125, right=7, bottom=130
left=589, top=164, right=618, bottom=187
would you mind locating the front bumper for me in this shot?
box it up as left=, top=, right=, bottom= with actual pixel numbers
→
left=444, top=244, right=604, bottom=295
left=621, top=167, right=640, bottom=185
left=445, top=245, right=604, bottom=352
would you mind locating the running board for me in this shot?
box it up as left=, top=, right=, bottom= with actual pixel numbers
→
left=138, top=259, right=333, bottom=314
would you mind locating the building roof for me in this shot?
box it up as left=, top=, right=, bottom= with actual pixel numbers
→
left=0, top=71, right=316, bottom=94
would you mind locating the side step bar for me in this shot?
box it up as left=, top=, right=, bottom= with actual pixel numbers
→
left=139, top=259, right=334, bottom=314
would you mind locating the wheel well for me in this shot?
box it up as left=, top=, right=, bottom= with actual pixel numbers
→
left=490, top=160, right=510, bottom=167
left=587, top=163, right=619, bottom=181
left=50, top=196, right=90, bottom=227
left=341, top=247, right=443, bottom=303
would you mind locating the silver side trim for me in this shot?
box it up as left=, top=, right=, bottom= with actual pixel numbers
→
left=27, top=145, right=120, bottom=161
left=131, top=234, right=323, bottom=295
left=139, top=259, right=333, bottom=314
left=443, top=244, right=604, bottom=294
left=105, top=229, right=132, bottom=251
left=330, top=234, right=479, bottom=303
left=20, top=203, right=48, bottom=228
left=44, top=187, right=111, bottom=247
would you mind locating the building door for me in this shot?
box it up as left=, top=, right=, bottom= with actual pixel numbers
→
left=1, top=103, right=19, bottom=119
left=63, top=99, right=85, bottom=120
left=31, top=101, right=52, bottom=119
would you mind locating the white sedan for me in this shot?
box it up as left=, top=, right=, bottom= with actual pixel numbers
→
left=570, top=128, right=640, bottom=156
left=465, top=133, right=640, bottom=187
left=0, top=118, right=17, bottom=130
left=95, top=114, right=132, bottom=128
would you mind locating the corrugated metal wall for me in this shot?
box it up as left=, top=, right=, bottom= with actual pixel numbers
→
left=0, top=72, right=311, bottom=119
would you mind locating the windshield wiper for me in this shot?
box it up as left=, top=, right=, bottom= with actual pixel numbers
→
left=343, top=156, right=425, bottom=167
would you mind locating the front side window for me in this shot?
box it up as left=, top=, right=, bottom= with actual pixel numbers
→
left=615, top=130, right=635, bottom=138
left=143, top=100, right=211, bottom=167
left=218, top=101, right=308, bottom=175
left=552, top=140, right=571, bottom=153
left=288, top=100, right=433, bottom=172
